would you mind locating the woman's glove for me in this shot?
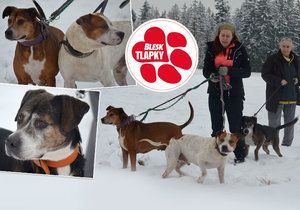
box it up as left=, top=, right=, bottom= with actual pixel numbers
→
left=218, top=66, right=229, bottom=76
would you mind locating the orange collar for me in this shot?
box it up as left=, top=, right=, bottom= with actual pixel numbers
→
left=33, top=144, right=81, bottom=175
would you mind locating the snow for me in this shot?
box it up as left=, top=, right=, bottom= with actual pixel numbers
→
left=1, top=73, right=300, bottom=209
left=0, top=1, right=300, bottom=210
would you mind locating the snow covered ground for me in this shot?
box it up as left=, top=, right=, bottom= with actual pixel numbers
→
left=1, top=74, right=300, bottom=209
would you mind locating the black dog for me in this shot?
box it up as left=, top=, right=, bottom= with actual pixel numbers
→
left=241, top=116, right=298, bottom=161
left=0, top=89, right=89, bottom=176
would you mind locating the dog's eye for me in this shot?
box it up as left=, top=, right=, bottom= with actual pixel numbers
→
left=8, top=19, right=12, bottom=25
left=34, top=120, right=48, bottom=129
left=17, top=19, right=25, bottom=25
left=17, top=114, right=24, bottom=124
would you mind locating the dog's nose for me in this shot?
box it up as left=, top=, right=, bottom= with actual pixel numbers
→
left=101, top=117, right=105, bottom=123
left=243, top=129, right=249, bottom=134
left=5, top=29, right=13, bottom=39
left=221, top=145, right=229, bottom=153
left=117, top=31, right=125, bottom=41
left=6, top=136, right=21, bottom=149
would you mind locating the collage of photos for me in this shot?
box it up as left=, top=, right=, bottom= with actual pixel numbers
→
left=0, top=0, right=300, bottom=210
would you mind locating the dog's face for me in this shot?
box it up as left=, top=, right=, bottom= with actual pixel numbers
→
left=76, top=13, right=125, bottom=47
left=101, top=106, right=128, bottom=125
left=2, top=6, right=40, bottom=41
left=5, top=89, right=90, bottom=160
left=216, top=131, right=239, bottom=154
left=241, top=116, right=257, bottom=135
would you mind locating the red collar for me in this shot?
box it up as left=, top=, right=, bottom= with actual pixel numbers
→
left=33, top=144, right=81, bottom=175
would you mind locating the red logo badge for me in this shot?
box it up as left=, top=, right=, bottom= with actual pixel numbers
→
left=126, top=19, right=198, bottom=92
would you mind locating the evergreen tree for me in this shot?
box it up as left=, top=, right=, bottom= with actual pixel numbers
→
left=215, top=0, right=231, bottom=23
left=167, top=4, right=180, bottom=21
left=139, top=0, right=152, bottom=23
left=160, top=10, right=167, bottom=18
left=180, top=3, right=189, bottom=26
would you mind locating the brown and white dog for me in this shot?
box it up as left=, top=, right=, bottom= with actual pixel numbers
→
left=101, top=102, right=194, bottom=171
left=2, top=89, right=89, bottom=176
left=58, top=13, right=131, bottom=88
left=2, top=7, right=64, bottom=86
left=162, top=131, right=239, bottom=184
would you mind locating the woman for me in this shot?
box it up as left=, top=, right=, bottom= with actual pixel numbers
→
left=203, top=23, right=251, bottom=163
left=262, top=37, right=300, bottom=146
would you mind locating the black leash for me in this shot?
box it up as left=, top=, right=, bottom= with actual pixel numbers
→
left=32, top=0, right=75, bottom=24
left=119, top=0, right=130, bottom=8
left=253, top=85, right=282, bottom=116
left=136, top=78, right=210, bottom=122
left=93, top=0, right=109, bottom=13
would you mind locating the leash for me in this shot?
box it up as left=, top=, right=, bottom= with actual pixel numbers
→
left=219, top=75, right=226, bottom=130
left=32, top=0, right=75, bottom=24
left=93, top=0, right=109, bottom=13
left=136, top=78, right=210, bottom=122
left=119, top=0, right=130, bottom=8
left=253, top=85, right=282, bottom=116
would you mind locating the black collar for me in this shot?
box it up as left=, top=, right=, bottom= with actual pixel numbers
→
left=61, top=39, right=95, bottom=58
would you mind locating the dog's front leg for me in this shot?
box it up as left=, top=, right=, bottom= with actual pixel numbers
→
left=197, top=165, right=207, bottom=183
left=122, top=148, right=129, bottom=169
left=129, top=151, right=137, bottom=171
left=254, top=143, right=263, bottom=161
left=217, top=165, right=225, bottom=184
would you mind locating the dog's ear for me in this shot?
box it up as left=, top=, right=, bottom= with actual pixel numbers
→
left=2, top=6, right=16, bottom=19
left=117, top=108, right=128, bottom=121
left=51, top=95, right=90, bottom=133
left=76, top=14, right=92, bottom=26
left=252, top=116, right=257, bottom=124
left=216, top=130, right=226, bottom=138
left=15, top=89, right=47, bottom=121
left=231, top=133, right=242, bottom=141
left=106, top=105, right=115, bottom=111
left=25, top=8, right=41, bottom=21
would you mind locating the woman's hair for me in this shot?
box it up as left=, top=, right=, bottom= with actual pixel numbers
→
left=213, top=23, right=239, bottom=54
left=279, top=37, right=294, bottom=48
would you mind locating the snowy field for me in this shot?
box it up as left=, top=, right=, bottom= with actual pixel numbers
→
left=0, top=72, right=300, bottom=209
left=0, top=0, right=133, bottom=87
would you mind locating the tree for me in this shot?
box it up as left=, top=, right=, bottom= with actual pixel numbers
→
left=167, top=4, right=180, bottom=21
left=215, top=0, right=231, bottom=23
left=139, top=0, right=152, bottom=23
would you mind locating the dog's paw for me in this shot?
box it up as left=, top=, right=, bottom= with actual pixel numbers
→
left=132, top=27, right=192, bottom=84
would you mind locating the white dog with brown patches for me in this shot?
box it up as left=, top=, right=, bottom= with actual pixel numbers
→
left=58, top=13, right=131, bottom=88
left=162, top=131, right=239, bottom=184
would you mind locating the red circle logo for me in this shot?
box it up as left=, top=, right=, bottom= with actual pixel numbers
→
left=126, top=19, right=198, bottom=92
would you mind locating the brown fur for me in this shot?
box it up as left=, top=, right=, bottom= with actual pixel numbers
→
left=101, top=103, right=194, bottom=171
left=76, top=14, right=109, bottom=40
left=3, top=7, right=64, bottom=86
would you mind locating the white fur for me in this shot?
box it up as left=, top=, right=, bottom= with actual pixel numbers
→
left=23, top=47, right=46, bottom=85
left=244, top=126, right=255, bottom=146
left=119, top=135, right=127, bottom=151
left=139, top=139, right=168, bottom=147
left=58, top=14, right=131, bottom=88
left=162, top=134, right=235, bottom=184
